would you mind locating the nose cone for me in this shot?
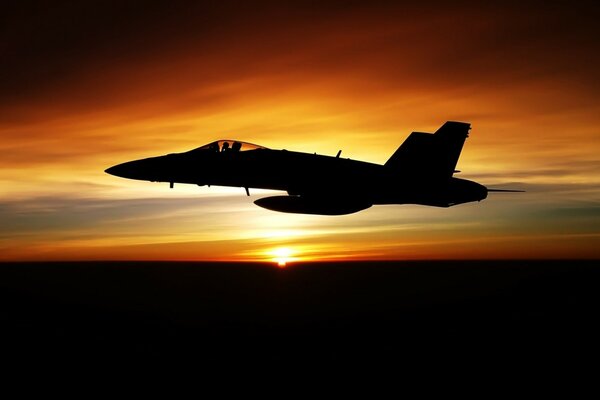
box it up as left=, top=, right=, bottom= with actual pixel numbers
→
left=105, top=165, right=118, bottom=176
left=105, top=162, right=131, bottom=178
left=105, top=158, right=158, bottom=181
left=105, top=156, right=173, bottom=182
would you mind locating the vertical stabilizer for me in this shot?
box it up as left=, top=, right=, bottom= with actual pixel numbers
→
left=385, top=121, right=470, bottom=180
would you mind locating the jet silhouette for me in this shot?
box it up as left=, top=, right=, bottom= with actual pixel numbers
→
left=105, top=121, right=521, bottom=215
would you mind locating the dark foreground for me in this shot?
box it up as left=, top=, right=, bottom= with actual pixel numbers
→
left=1, top=260, right=599, bottom=370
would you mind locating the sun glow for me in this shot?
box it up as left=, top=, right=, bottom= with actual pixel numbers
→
left=270, top=247, right=295, bottom=267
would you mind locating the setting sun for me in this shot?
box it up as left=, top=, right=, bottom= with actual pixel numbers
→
left=270, top=247, right=295, bottom=267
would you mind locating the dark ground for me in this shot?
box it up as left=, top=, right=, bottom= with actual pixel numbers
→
left=1, top=260, right=599, bottom=373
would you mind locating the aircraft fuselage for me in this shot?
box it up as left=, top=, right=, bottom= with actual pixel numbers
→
left=106, top=141, right=487, bottom=215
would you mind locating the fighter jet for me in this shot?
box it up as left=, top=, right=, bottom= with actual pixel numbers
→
left=105, top=121, right=521, bottom=215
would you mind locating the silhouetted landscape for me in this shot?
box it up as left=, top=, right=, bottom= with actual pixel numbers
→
left=2, top=260, right=598, bottom=370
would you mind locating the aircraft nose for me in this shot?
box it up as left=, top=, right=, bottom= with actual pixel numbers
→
left=105, top=163, right=126, bottom=177
left=105, top=157, right=165, bottom=181
left=105, top=161, right=139, bottom=179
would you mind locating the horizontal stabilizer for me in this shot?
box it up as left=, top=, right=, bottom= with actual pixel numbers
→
left=487, top=189, right=525, bottom=193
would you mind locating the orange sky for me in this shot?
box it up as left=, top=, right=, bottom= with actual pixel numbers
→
left=1, top=1, right=599, bottom=262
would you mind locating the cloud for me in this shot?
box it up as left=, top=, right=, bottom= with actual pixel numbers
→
left=2, top=183, right=599, bottom=261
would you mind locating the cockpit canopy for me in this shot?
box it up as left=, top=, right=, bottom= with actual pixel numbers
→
left=192, top=140, right=268, bottom=153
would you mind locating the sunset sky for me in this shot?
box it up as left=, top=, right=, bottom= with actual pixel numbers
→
left=1, top=1, right=599, bottom=262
